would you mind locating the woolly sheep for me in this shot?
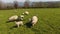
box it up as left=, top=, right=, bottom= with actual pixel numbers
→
left=24, top=11, right=29, bottom=15
left=29, top=16, right=38, bottom=26
left=8, top=15, right=18, bottom=22
left=22, top=11, right=29, bottom=15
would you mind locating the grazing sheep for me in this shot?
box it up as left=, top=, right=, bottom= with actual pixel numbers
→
left=29, top=16, right=38, bottom=26
left=8, top=15, right=24, bottom=22
left=8, top=15, right=18, bottom=22
left=25, top=11, right=29, bottom=15
left=15, top=21, right=23, bottom=28
left=22, top=11, right=29, bottom=15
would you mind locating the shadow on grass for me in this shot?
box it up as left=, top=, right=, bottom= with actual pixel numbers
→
left=25, top=21, right=32, bottom=28
left=6, top=20, right=18, bottom=29
left=6, top=20, right=15, bottom=23
left=10, top=25, right=18, bottom=29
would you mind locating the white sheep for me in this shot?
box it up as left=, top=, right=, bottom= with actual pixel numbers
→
left=8, top=15, right=18, bottom=22
left=24, top=11, right=29, bottom=15
left=29, top=16, right=38, bottom=26
left=22, top=11, right=29, bottom=15
left=15, top=21, right=23, bottom=28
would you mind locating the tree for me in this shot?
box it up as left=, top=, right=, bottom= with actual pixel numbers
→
left=14, top=0, right=18, bottom=9
left=0, top=0, right=2, bottom=9
left=24, top=0, right=30, bottom=8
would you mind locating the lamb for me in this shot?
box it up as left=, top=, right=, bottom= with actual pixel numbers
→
left=15, top=21, right=23, bottom=28
left=15, top=15, right=24, bottom=28
left=29, top=16, right=38, bottom=26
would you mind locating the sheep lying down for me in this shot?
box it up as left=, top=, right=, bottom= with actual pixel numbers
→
left=8, top=15, right=24, bottom=22
left=8, top=15, right=18, bottom=22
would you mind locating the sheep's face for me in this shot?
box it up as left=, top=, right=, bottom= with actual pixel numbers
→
left=20, top=15, right=24, bottom=18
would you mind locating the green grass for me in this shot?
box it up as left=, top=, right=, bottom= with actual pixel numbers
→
left=0, top=8, right=60, bottom=34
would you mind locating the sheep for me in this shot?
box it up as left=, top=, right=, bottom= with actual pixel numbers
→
left=15, top=21, right=23, bottom=28
left=25, top=11, right=29, bottom=15
left=15, top=15, right=24, bottom=28
left=8, top=15, right=18, bottom=22
left=22, top=11, right=29, bottom=15
left=29, top=16, right=38, bottom=26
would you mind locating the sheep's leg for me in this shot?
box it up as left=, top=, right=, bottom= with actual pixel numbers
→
left=32, top=24, right=34, bottom=26
left=17, top=24, right=19, bottom=28
left=32, top=22, right=36, bottom=26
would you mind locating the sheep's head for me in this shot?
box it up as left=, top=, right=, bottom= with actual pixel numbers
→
left=17, top=15, right=24, bottom=21
left=20, top=15, right=24, bottom=18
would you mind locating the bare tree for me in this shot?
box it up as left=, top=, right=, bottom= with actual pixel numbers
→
left=24, top=0, right=30, bottom=8
left=0, top=0, right=2, bottom=9
left=14, top=0, right=18, bottom=9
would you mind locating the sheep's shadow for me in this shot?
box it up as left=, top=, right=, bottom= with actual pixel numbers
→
left=6, top=19, right=22, bottom=23
left=6, top=20, right=15, bottom=23
left=10, top=25, right=18, bottom=29
left=6, top=20, right=18, bottom=29
left=25, top=21, right=32, bottom=28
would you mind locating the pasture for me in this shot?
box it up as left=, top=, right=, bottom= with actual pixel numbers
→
left=0, top=8, right=60, bottom=34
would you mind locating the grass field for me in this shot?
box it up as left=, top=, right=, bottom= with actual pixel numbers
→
left=0, top=8, right=60, bottom=34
